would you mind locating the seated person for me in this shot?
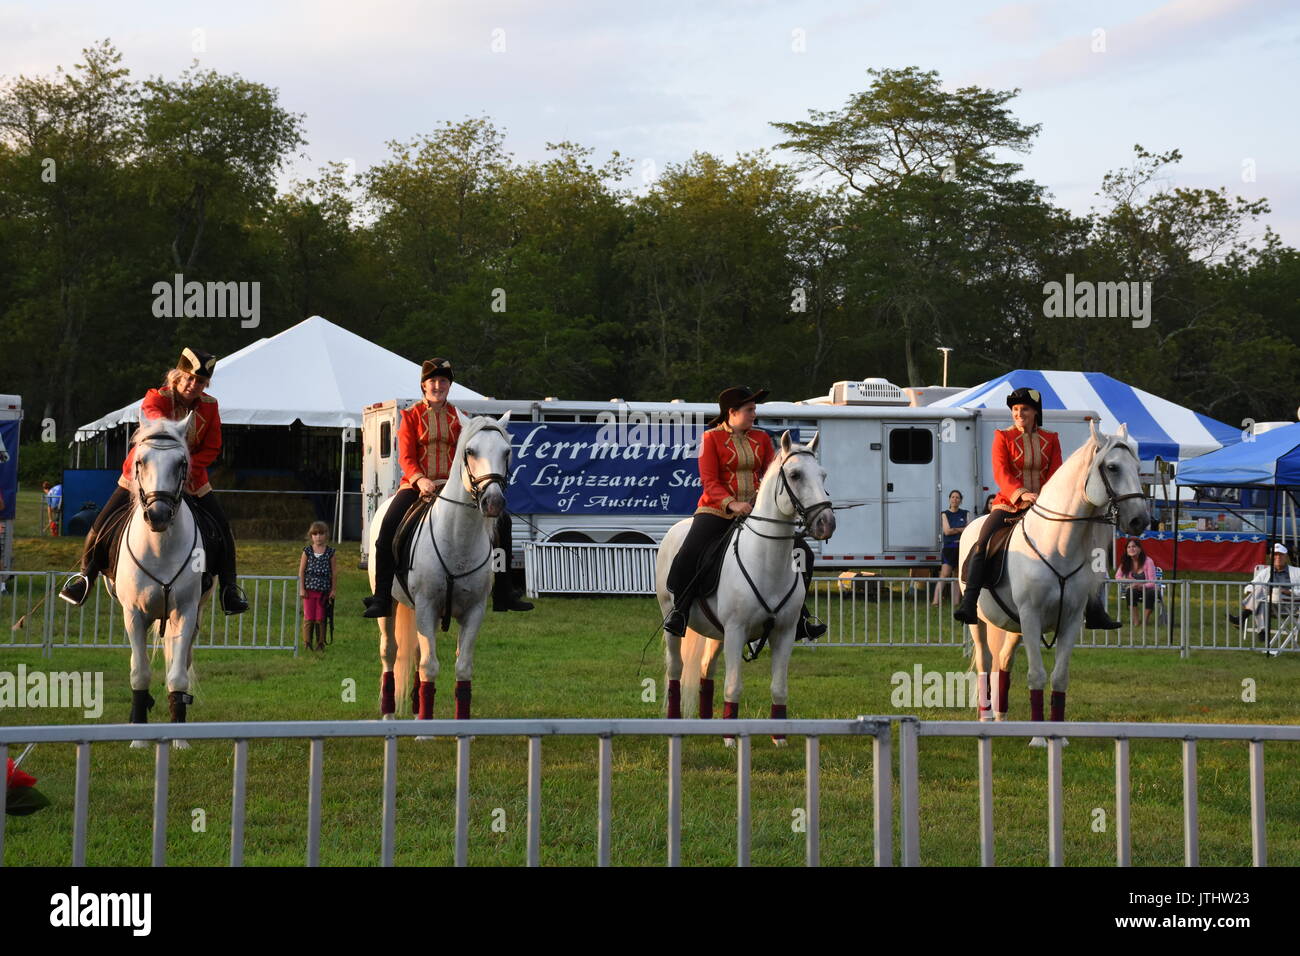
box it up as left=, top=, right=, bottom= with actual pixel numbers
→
left=1232, top=543, right=1300, bottom=635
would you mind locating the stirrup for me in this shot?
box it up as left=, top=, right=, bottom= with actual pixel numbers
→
left=663, top=608, right=687, bottom=637
left=364, top=596, right=392, bottom=619
left=1084, top=601, right=1123, bottom=630
left=796, top=614, right=827, bottom=642
left=59, top=572, right=91, bottom=607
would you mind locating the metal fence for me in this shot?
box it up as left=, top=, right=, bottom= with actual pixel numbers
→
left=3, top=715, right=1292, bottom=867
left=897, top=717, right=1298, bottom=866
left=809, top=576, right=1299, bottom=656
left=1, top=572, right=300, bottom=657
left=525, top=541, right=659, bottom=596
left=0, top=717, right=893, bottom=868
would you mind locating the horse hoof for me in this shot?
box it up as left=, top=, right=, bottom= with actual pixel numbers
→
left=380, top=713, right=396, bottom=722
left=130, top=740, right=149, bottom=749
left=723, top=737, right=736, bottom=749
left=1029, top=736, right=1047, bottom=748
left=414, top=735, right=437, bottom=742
left=172, top=739, right=190, bottom=750
left=772, top=737, right=788, bottom=748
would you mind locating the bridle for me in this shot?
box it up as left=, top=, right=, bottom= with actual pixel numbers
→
left=742, top=450, right=833, bottom=541
left=435, top=424, right=512, bottom=511
left=134, top=437, right=188, bottom=527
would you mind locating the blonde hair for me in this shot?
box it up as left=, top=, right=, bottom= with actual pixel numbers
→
left=163, top=368, right=186, bottom=389
left=307, top=520, right=330, bottom=540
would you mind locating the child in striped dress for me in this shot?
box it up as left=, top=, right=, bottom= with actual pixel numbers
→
left=298, top=521, right=337, bottom=651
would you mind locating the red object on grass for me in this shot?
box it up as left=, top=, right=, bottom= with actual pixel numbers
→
left=6, top=758, right=36, bottom=790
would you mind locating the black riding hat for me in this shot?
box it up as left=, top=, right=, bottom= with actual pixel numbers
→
left=421, top=357, right=454, bottom=383
left=177, top=347, right=217, bottom=380
left=707, top=385, right=769, bottom=428
left=1006, top=386, right=1043, bottom=421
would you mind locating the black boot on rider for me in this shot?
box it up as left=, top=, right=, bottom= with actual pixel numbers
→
left=492, top=572, right=533, bottom=612
left=793, top=538, right=826, bottom=641
left=953, top=551, right=987, bottom=624
left=663, top=598, right=692, bottom=638
left=193, top=492, right=248, bottom=615
left=60, top=486, right=132, bottom=607
left=1084, top=592, right=1123, bottom=630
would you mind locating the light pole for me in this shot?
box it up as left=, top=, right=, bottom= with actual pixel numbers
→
left=937, top=347, right=952, bottom=387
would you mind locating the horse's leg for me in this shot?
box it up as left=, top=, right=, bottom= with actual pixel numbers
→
left=165, top=604, right=199, bottom=750
left=699, top=637, right=724, bottom=720
left=991, top=629, right=1020, bottom=721
left=767, top=630, right=797, bottom=747
left=1018, top=609, right=1051, bottom=746
left=126, top=606, right=154, bottom=748
left=413, top=600, right=440, bottom=724
left=971, top=623, right=992, bottom=721
left=378, top=615, right=398, bottom=718
left=451, top=591, right=487, bottom=720
left=1048, top=625, right=1079, bottom=745
left=721, top=623, right=746, bottom=747
left=663, top=632, right=683, bottom=719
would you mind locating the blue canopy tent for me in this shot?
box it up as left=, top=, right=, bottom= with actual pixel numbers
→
left=1170, top=422, right=1300, bottom=644
left=932, top=370, right=1240, bottom=469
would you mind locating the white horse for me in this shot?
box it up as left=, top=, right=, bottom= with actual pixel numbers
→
left=369, top=411, right=512, bottom=723
left=112, top=415, right=213, bottom=749
left=959, top=422, right=1149, bottom=744
left=656, top=431, right=835, bottom=747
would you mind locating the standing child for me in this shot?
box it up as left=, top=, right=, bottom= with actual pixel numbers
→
left=298, top=521, right=337, bottom=651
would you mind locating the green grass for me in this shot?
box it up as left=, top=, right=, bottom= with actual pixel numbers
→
left=3, top=503, right=1298, bottom=866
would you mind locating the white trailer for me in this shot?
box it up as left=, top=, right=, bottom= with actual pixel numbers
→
left=358, top=380, right=1101, bottom=573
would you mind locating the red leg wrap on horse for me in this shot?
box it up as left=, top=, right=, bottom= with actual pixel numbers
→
left=455, top=680, right=471, bottom=720
left=380, top=671, right=396, bottom=715
left=770, top=703, right=788, bottom=741
left=411, top=673, right=421, bottom=715
left=997, top=671, right=1012, bottom=715
left=1050, top=691, right=1065, bottom=722
left=666, top=679, right=682, bottom=719
left=722, top=699, right=739, bottom=740
left=1029, top=689, right=1045, bottom=722
left=699, top=679, right=714, bottom=720
left=417, top=681, right=435, bottom=719
left=977, top=673, right=991, bottom=717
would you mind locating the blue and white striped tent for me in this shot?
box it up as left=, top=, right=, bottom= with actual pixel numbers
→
left=931, top=370, right=1240, bottom=466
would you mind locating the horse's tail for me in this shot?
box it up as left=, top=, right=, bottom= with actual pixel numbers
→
left=679, top=628, right=706, bottom=719
left=391, top=601, right=419, bottom=717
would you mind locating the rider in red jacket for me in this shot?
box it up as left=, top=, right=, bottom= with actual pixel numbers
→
left=953, top=386, right=1121, bottom=629
left=60, top=348, right=249, bottom=615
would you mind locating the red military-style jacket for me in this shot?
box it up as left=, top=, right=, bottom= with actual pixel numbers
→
left=398, top=399, right=462, bottom=490
left=695, top=424, right=775, bottom=518
left=990, top=425, right=1062, bottom=512
left=119, top=387, right=222, bottom=496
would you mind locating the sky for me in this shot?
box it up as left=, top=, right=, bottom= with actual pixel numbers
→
left=3, top=0, right=1298, bottom=246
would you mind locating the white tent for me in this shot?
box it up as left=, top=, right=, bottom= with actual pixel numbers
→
left=74, top=315, right=484, bottom=437
left=72, top=315, right=485, bottom=539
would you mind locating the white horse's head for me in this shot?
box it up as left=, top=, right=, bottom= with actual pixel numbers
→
left=454, top=410, right=513, bottom=518
left=1083, top=420, right=1149, bottom=537
left=130, top=414, right=192, bottom=531
left=771, top=430, right=836, bottom=541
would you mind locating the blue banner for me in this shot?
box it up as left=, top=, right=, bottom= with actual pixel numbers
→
left=505, top=421, right=706, bottom=515
left=0, top=421, right=17, bottom=521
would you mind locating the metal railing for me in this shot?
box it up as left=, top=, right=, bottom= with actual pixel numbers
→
left=0, top=572, right=300, bottom=657
left=0, top=717, right=893, bottom=868
left=525, top=541, right=659, bottom=596
left=897, top=717, right=1298, bottom=866
left=808, top=576, right=1300, bottom=656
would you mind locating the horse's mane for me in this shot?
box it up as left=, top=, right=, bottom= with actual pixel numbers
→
left=130, top=416, right=190, bottom=458
left=755, top=435, right=806, bottom=509
left=452, top=414, right=509, bottom=459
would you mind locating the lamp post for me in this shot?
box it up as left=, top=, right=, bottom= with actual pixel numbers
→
left=937, top=348, right=952, bottom=388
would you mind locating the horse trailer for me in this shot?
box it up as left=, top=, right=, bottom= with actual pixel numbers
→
left=358, top=379, right=1101, bottom=575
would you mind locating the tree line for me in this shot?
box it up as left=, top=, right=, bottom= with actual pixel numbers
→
left=2, top=43, right=1297, bottom=452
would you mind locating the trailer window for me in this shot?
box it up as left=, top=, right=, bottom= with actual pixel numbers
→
left=380, top=422, right=392, bottom=459
left=889, top=428, right=932, bottom=464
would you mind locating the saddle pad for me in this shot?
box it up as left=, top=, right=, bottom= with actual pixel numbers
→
left=960, top=514, right=1022, bottom=590
left=694, top=521, right=743, bottom=601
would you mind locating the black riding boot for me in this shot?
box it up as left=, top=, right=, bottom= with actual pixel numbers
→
left=796, top=606, right=827, bottom=642
left=664, top=597, right=693, bottom=638
left=492, top=572, right=533, bottom=611
left=1084, top=592, right=1123, bottom=630
left=194, top=493, right=247, bottom=615
left=953, top=551, right=987, bottom=624
left=59, top=528, right=100, bottom=606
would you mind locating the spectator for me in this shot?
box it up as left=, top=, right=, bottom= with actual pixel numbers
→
left=981, top=493, right=996, bottom=516
left=1233, top=543, right=1300, bottom=639
left=43, top=480, right=62, bottom=536
left=298, top=521, right=336, bottom=652
left=932, top=490, right=969, bottom=607
left=1115, top=538, right=1159, bottom=626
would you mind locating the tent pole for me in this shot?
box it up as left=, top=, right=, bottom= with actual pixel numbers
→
left=337, top=429, right=347, bottom=544
left=1169, top=487, right=1180, bottom=648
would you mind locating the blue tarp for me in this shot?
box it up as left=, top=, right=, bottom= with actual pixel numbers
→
left=1175, top=423, right=1300, bottom=488
left=932, top=370, right=1240, bottom=465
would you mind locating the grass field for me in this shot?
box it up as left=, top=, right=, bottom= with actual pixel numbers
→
left=3, top=487, right=1299, bottom=866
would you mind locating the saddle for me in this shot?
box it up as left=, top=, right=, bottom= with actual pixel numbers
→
left=393, top=496, right=436, bottom=599
left=960, top=512, right=1022, bottom=591
left=99, top=494, right=219, bottom=595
